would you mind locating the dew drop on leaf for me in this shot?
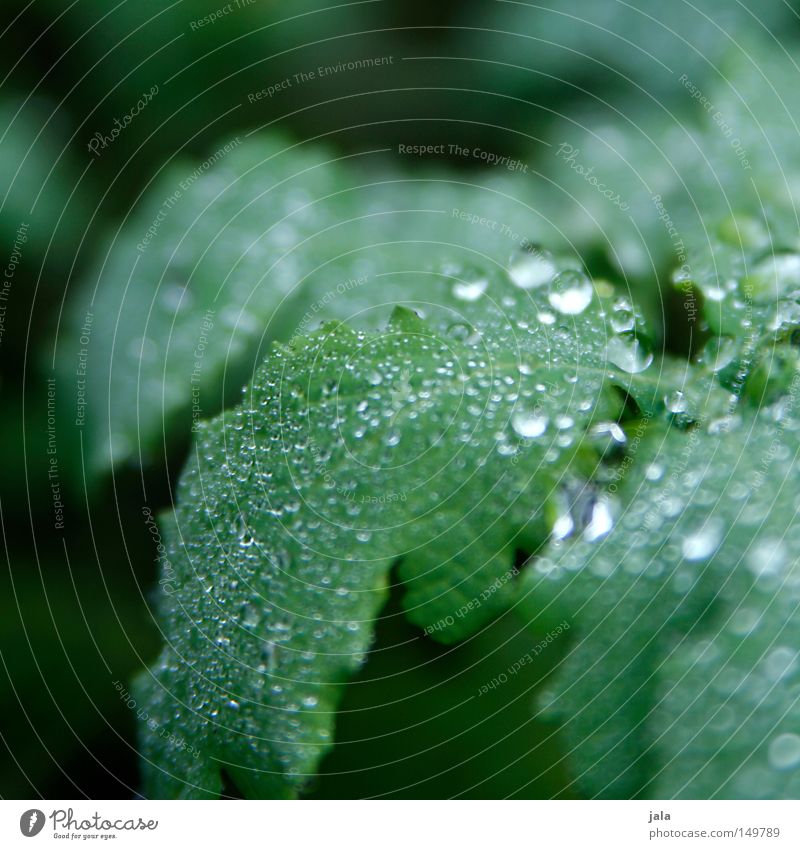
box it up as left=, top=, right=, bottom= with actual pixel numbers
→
left=768, top=733, right=800, bottom=770
left=548, top=272, right=593, bottom=315
left=590, top=421, right=626, bottom=444
left=764, top=646, right=798, bottom=682
left=681, top=522, right=722, bottom=561
left=584, top=498, right=614, bottom=542
left=664, top=390, right=688, bottom=414
left=749, top=253, right=800, bottom=300
left=452, top=275, right=488, bottom=302
left=508, top=244, right=557, bottom=289
left=606, top=334, right=654, bottom=374
left=703, top=336, right=737, bottom=372
left=746, top=538, right=789, bottom=578
left=511, top=410, right=548, bottom=438
left=771, top=299, right=800, bottom=332
left=610, top=301, right=636, bottom=333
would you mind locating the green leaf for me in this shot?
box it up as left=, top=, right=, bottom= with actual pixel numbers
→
left=59, top=137, right=342, bottom=475
left=676, top=241, right=800, bottom=405
left=135, top=254, right=690, bottom=797
left=530, top=36, right=800, bottom=339
left=521, top=407, right=800, bottom=798
left=60, top=134, right=571, bottom=477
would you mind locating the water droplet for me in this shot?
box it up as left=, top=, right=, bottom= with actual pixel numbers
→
left=610, top=302, right=635, bottom=333
left=665, top=390, right=688, bottom=414
left=606, top=334, right=653, bottom=374
left=584, top=498, right=614, bottom=542
left=508, top=244, right=557, bottom=290
left=770, top=299, right=800, bottom=331
left=383, top=424, right=402, bottom=446
left=452, top=275, right=488, bottom=302
left=551, top=509, right=574, bottom=541
left=703, top=284, right=726, bottom=302
left=747, top=538, right=789, bottom=578
left=768, top=733, right=800, bottom=770
left=511, top=411, right=548, bottom=438
left=447, top=321, right=475, bottom=342
left=590, top=421, right=626, bottom=444
left=764, top=646, right=798, bottom=682
left=707, top=415, right=735, bottom=435
left=682, top=520, right=722, bottom=561
left=750, top=252, right=800, bottom=300
left=645, top=463, right=664, bottom=481
left=548, top=272, right=593, bottom=315
left=703, top=336, right=736, bottom=372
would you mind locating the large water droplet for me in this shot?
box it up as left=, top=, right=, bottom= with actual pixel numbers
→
left=452, top=275, right=488, bottom=302
left=548, top=272, right=593, bottom=315
left=508, top=244, right=557, bottom=290
left=606, top=334, right=653, bottom=374
left=551, top=510, right=574, bottom=541
left=511, top=410, right=548, bottom=438
left=584, top=498, right=614, bottom=542
left=682, top=521, right=722, bottom=561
